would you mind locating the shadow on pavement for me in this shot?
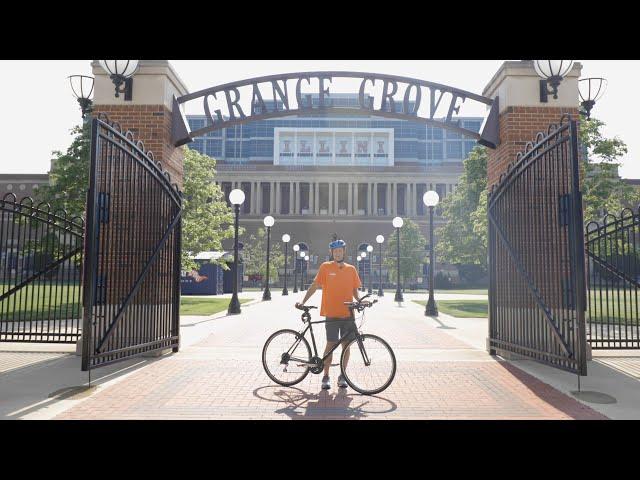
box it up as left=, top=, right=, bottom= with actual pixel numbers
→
left=253, top=385, right=397, bottom=419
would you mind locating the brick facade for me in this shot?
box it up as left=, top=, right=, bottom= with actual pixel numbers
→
left=90, top=104, right=184, bottom=189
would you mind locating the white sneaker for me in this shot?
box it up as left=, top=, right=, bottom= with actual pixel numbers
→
left=321, top=375, right=331, bottom=389
left=337, top=375, right=348, bottom=388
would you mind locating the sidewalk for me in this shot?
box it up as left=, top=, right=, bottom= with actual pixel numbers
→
left=1, top=292, right=605, bottom=419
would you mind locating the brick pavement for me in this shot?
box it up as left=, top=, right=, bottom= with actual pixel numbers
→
left=54, top=293, right=607, bottom=420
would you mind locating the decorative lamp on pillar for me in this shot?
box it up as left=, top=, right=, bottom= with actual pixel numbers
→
left=534, top=60, right=574, bottom=102
left=366, top=244, right=374, bottom=294
left=98, top=60, right=139, bottom=99
left=579, top=78, right=607, bottom=119
left=423, top=190, right=440, bottom=316
left=282, top=234, right=290, bottom=296
left=68, top=75, right=94, bottom=119
left=376, top=235, right=384, bottom=296
left=360, top=251, right=367, bottom=292
left=228, top=189, right=245, bottom=315
left=392, top=216, right=404, bottom=303
left=300, top=250, right=306, bottom=291
left=292, top=244, right=300, bottom=293
left=262, top=215, right=275, bottom=301
left=304, top=254, right=310, bottom=290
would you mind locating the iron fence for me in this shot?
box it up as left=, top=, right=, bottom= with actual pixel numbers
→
left=0, top=194, right=84, bottom=343
left=488, top=115, right=587, bottom=375
left=585, top=208, right=640, bottom=348
left=82, top=114, right=182, bottom=370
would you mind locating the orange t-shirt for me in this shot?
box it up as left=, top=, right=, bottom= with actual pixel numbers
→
left=314, top=261, right=362, bottom=318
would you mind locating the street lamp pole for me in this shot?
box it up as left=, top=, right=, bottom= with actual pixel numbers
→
left=282, top=234, right=290, bottom=295
left=393, top=217, right=404, bottom=302
left=293, top=244, right=299, bottom=293
left=367, top=244, right=374, bottom=294
left=262, top=216, right=274, bottom=301
left=423, top=191, right=440, bottom=316
left=228, top=189, right=245, bottom=315
left=376, top=235, right=384, bottom=296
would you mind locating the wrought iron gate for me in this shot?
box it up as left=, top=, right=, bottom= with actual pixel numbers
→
left=585, top=209, right=640, bottom=349
left=488, top=115, right=588, bottom=375
left=82, top=115, right=182, bottom=370
left=1, top=195, right=84, bottom=343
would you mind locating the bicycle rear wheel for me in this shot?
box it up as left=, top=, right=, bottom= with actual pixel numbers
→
left=262, top=329, right=312, bottom=387
left=341, top=334, right=396, bottom=395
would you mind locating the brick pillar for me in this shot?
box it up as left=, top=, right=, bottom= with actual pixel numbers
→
left=482, top=60, right=582, bottom=321
left=91, top=60, right=189, bottom=189
left=482, top=61, right=582, bottom=189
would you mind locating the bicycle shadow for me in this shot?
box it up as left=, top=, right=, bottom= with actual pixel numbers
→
left=253, top=385, right=398, bottom=420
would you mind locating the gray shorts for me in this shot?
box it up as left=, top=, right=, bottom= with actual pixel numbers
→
left=325, top=317, right=357, bottom=343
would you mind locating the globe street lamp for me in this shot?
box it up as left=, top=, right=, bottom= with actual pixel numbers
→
left=228, top=189, right=245, bottom=315
left=534, top=60, right=574, bottom=102
left=300, top=250, right=306, bottom=291
left=262, top=215, right=275, bottom=301
left=68, top=75, right=94, bottom=119
left=98, top=60, right=139, bottom=99
left=366, top=244, right=374, bottom=294
left=579, top=77, right=607, bottom=119
left=376, top=235, right=385, bottom=296
left=292, top=244, right=300, bottom=293
left=282, top=234, right=290, bottom=296
left=423, top=191, right=440, bottom=316
left=304, top=255, right=310, bottom=290
left=361, top=251, right=367, bottom=292
left=392, top=216, right=404, bottom=302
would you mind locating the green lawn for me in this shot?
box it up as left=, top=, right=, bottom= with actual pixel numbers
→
left=413, top=299, right=488, bottom=318
left=587, top=289, right=639, bottom=324
left=180, top=297, right=252, bottom=316
left=1, top=283, right=82, bottom=321
left=435, top=289, right=488, bottom=295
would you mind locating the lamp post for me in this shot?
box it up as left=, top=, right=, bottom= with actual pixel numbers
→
left=300, top=251, right=306, bottom=291
left=282, top=234, right=290, bottom=295
left=366, top=244, right=374, bottom=294
left=292, top=244, right=300, bottom=293
left=262, top=215, right=275, bottom=301
left=392, top=216, right=404, bottom=302
left=579, top=77, right=607, bottom=119
left=533, top=60, right=574, bottom=102
left=376, top=235, right=384, bottom=296
left=423, top=191, right=440, bottom=316
left=68, top=75, right=94, bottom=119
left=98, top=60, right=139, bottom=99
left=361, top=252, right=367, bottom=292
left=228, top=189, right=245, bottom=315
left=304, top=255, right=310, bottom=290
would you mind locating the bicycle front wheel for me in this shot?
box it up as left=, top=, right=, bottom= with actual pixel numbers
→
left=341, top=334, right=396, bottom=395
left=262, top=329, right=312, bottom=387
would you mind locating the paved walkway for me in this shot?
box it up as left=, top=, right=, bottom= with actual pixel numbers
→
left=37, top=292, right=606, bottom=420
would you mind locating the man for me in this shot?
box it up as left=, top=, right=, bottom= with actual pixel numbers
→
left=296, top=236, right=362, bottom=390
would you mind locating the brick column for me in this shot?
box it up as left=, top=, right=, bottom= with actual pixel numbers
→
left=483, top=61, right=582, bottom=189
left=91, top=60, right=188, bottom=189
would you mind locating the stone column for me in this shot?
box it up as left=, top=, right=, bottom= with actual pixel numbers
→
left=309, top=183, right=314, bottom=214
left=289, top=181, right=294, bottom=215
left=348, top=183, right=353, bottom=215
left=373, top=183, right=378, bottom=216
left=295, top=182, right=300, bottom=215
left=315, top=181, right=320, bottom=214
left=276, top=181, right=281, bottom=215
left=386, top=183, right=391, bottom=216
left=334, top=182, right=339, bottom=215
left=367, top=183, right=372, bottom=215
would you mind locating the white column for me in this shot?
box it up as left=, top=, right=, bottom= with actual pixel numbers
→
left=276, top=181, right=281, bottom=215
left=373, top=183, right=378, bottom=215
left=386, top=183, right=391, bottom=216
left=315, top=181, right=320, bottom=214
left=391, top=183, right=396, bottom=216
left=367, top=183, right=372, bottom=215
left=288, top=182, right=293, bottom=215
left=334, top=182, right=339, bottom=215
left=328, top=183, right=333, bottom=215
left=257, top=182, right=262, bottom=214
left=309, top=183, right=314, bottom=214
left=295, top=182, right=300, bottom=214
left=348, top=182, right=353, bottom=215
left=270, top=181, right=276, bottom=214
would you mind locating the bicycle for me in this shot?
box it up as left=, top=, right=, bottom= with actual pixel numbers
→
left=261, top=293, right=397, bottom=395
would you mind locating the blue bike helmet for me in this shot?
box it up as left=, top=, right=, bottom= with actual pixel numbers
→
left=329, top=233, right=346, bottom=250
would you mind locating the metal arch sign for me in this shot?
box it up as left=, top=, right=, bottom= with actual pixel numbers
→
left=171, top=71, right=500, bottom=149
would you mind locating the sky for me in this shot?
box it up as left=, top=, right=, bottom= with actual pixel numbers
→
left=0, top=60, right=637, bottom=177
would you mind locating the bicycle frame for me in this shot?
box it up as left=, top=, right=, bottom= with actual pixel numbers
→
left=286, top=311, right=372, bottom=368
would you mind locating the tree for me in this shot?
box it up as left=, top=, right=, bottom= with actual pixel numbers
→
left=579, top=116, right=639, bottom=224
left=242, top=227, right=285, bottom=284
left=181, top=147, right=238, bottom=271
left=384, top=218, right=427, bottom=286
left=35, top=123, right=91, bottom=218
left=436, top=146, right=488, bottom=272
